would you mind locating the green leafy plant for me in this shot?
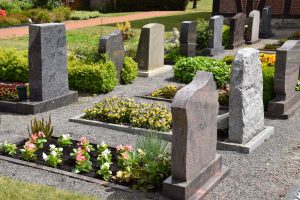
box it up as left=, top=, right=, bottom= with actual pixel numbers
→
left=164, top=45, right=183, bottom=63
left=196, top=18, right=212, bottom=49
left=29, top=116, right=53, bottom=139
left=57, top=134, right=73, bottom=147
left=173, top=56, right=231, bottom=88
left=222, top=25, right=230, bottom=49
left=121, top=56, right=138, bottom=84
left=96, top=142, right=112, bottom=181
left=83, top=96, right=172, bottom=131
left=264, top=43, right=277, bottom=50
left=151, top=84, right=178, bottom=99
left=262, top=63, right=275, bottom=107
left=222, top=55, right=234, bottom=65
left=0, top=141, right=17, bottom=156
left=42, top=144, right=63, bottom=168
left=20, top=141, right=37, bottom=161
left=296, top=79, right=300, bottom=91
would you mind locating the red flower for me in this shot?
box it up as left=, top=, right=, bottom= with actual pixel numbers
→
left=0, top=10, right=6, bottom=17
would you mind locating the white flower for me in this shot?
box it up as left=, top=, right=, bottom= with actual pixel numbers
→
left=101, top=162, right=111, bottom=169
left=50, top=151, right=57, bottom=157
left=101, top=149, right=111, bottom=158
left=58, top=148, right=63, bottom=152
left=42, top=152, right=48, bottom=161
left=100, top=141, right=106, bottom=147
left=49, top=144, right=56, bottom=149
left=62, top=134, right=70, bottom=139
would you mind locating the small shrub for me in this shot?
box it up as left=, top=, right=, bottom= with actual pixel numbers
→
left=0, top=16, right=21, bottom=26
left=264, top=43, right=277, bottom=50
left=116, top=21, right=134, bottom=41
left=222, top=25, right=230, bottom=48
left=72, top=46, right=100, bottom=64
left=151, top=84, right=177, bottom=99
left=173, top=56, right=231, bottom=88
left=296, top=79, right=300, bottom=91
left=222, top=55, right=234, bottom=65
left=68, top=53, right=118, bottom=93
left=164, top=46, right=183, bottom=63
left=262, top=63, right=275, bottom=107
left=51, top=6, right=71, bottom=22
left=8, top=13, right=29, bottom=23
left=218, top=85, right=229, bottom=107
left=121, top=56, right=138, bottom=84
left=25, top=8, right=51, bottom=23
left=196, top=18, right=212, bottom=49
left=70, top=11, right=101, bottom=20
left=0, top=141, right=17, bottom=156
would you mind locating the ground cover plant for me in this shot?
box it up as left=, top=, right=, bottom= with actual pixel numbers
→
left=83, top=96, right=172, bottom=132
left=0, top=117, right=171, bottom=191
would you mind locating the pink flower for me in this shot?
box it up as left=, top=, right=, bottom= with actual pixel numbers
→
left=121, top=152, right=128, bottom=160
left=124, top=145, right=133, bottom=152
left=79, top=137, right=87, bottom=146
left=30, top=135, right=38, bottom=142
left=0, top=10, right=6, bottom=17
left=116, top=145, right=123, bottom=151
left=76, top=154, right=86, bottom=162
left=25, top=141, right=36, bottom=150
left=77, top=147, right=83, bottom=155
left=85, top=146, right=90, bottom=152
left=37, top=131, right=45, bottom=138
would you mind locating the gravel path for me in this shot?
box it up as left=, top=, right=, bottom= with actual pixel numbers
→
left=0, top=34, right=299, bottom=200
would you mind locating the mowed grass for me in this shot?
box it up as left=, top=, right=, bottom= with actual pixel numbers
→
left=0, top=1, right=212, bottom=50
left=0, top=176, right=97, bottom=200
left=186, top=0, right=213, bottom=12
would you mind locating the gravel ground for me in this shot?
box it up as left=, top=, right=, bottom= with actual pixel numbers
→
left=0, top=32, right=299, bottom=200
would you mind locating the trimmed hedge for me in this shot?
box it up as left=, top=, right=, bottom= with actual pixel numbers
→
left=121, top=56, right=138, bottom=84
left=116, top=0, right=189, bottom=11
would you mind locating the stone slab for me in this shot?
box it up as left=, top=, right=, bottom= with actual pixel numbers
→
left=138, top=65, right=172, bottom=77
left=69, top=111, right=229, bottom=142
left=0, top=91, right=78, bottom=115
left=284, top=182, right=300, bottom=200
left=161, top=154, right=230, bottom=200
left=217, top=126, right=274, bottom=154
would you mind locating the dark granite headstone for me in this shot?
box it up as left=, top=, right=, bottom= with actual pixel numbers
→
left=259, top=6, right=272, bottom=39
left=162, top=71, right=229, bottom=200
left=29, top=23, right=69, bottom=101
left=203, top=15, right=225, bottom=56
left=229, top=13, right=246, bottom=49
left=267, top=40, right=300, bottom=119
left=180, top=21, right=197, bottom=57
left=99, top=30, right=125, bottom=81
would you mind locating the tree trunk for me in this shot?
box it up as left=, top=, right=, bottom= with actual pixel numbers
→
left=193, top=0, right=197, bottom=9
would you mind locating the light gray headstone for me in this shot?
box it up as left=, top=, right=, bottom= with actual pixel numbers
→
left=203, top=15, right=225, bottom=56
left=180, top=21, right=197, bottom=57
left=99, top=30, right=125, bottom=81
left=29, top=23, right=69, bottom=101
left=136, top=23, right=164, bottom=71
left=245, top=10, right=260, bottom=44
left=229, top=48, right=264, bottom=144
left=229, top=13, right=246, bottom=49
left=260, top=6, right=272, bottom=38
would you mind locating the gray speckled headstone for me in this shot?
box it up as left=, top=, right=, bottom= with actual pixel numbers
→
left=180, top=21, right=197, bottom=57
left=229, top=48, right=264, bottom=144
left=136, top=23, right=164, bottom=71
left=162, top=71, right=229, bottom=200
left=268, top=40, right=300, bottom=118
left=229, top=13, right=246, bottom=49
left=260, top=6, right=272, bottom=39
left=245, top=10, right=260, bottom=44
left=29, top=23, right=69, bottom=101
left=99, top=30, right=125, bottom=81
left=203, top=15, right=225, bottom=56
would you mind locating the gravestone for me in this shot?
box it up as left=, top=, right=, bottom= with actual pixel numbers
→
left=99, top=30, right=125, bottom=81
left=229, top=13, right=246, bottom=49
left=162, top=71, right=229, bottom=200
left=29, top=23, right=70, bottom=101
left=245, top=10, right=260, bottom=44
left=260, top=6, right=272, bottom=38
left=229, top=48, right=264, bottom=144
left=180, top=21, right=197, bottom=57
left=203, top=15, right=225, bottom=56
left=267, top=40, right=300, bottom=119
left=137, top=23, right=171, bottom=77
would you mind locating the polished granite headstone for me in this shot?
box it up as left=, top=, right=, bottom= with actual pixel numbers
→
left=180, top=21, right=197, bottom=57
left=229, top=13, right=246, bottom=49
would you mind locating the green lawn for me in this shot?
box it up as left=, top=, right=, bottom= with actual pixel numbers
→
left=0, top=176, right=97, bottom=200
left=186, top=0, right=213, bottom=12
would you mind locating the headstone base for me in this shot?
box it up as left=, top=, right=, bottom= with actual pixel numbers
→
left=245, top=39, right=261, bottom=45
left=0, top=91, right=78, bottom=115
left=267, top=92, right=300, bottom=119
left=138, top=65, right=172, bottom=77
left=228, top=40, right=245, bottom=49
left=202, top=46, right=225, bottom=56
left=161, top=154, right=229, bottom=200
left=180, top=43, right=197, bottom=57
left=217, top=126, right=274, bottom=154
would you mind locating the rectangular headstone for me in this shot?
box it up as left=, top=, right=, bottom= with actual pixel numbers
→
left=229, top=13, right=246, bottom=49
left=260, top=6, right=272, bottom=39
left=29, top=23, right=69, bottom=101
left=180, top=21, right=197, bottom=57
left=245, top=10, right=260, bottom=44
left=229, top=48, right=264, bottom=144
left=203, top=15, right=225, bottom=56
left=162, top=71, right=229, bottom=200
left=267, top=40, right=300, bottom=118
left=99, top=30, right=125, bottom=81
left=137, top=23, right=164, bottom=72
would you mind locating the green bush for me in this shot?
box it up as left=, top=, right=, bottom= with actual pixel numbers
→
left=262, top=63, right=275, bottom=107
left=25, top=8, right=51, bottom=23
left=196, top=18, right=212, bottom=49
left=222, top=55, right=234, bottom=65
left=83, top=96, right=172, bottom=131
left=70, top=11, right=101, bottom=20
left=173, top=56, right=231, bottom=88
left=68, top=53, right=118, bottom=93
left=0, top=16, right=21, bottom=26
left=222, top=25, right=230, bottom=48
left=51, top=6, right=71, bottom=22
left=31, top=0, right=61, bottom=9
left=0, top=48, right=29, bottom=83
left=116, top=0, right=188, bottom=11
left=0, top=0, right=32, bottom=14
left=164, top=46, right=183, bottom=63
left=121, top=56, right=138, bottom=84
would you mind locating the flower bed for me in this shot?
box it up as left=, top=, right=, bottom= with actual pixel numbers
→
left=0, top=82, right=25, bottom=101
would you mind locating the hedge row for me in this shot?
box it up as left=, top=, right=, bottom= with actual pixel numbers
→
left=116, top=0, right=189, bottom=11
